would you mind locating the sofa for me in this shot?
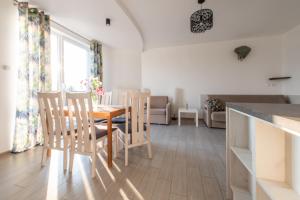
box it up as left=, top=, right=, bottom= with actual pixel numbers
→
left=149, top=96, right=171, bottom=125
left=202, top=95, right=290, bottom=128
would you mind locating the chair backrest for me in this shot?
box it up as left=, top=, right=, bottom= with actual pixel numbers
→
left=99, top=91, right=112, bottom=105
left=125, top=91, right=151, bottom=144
left=150, top=96, right=168, bottom=108
left=66, top=92, right=96, bottom=154
left=142, top=88, right=151, bottom=93
left=37, top=92, right=66, bottom=150
left=116, top=89, right=140, bottom=106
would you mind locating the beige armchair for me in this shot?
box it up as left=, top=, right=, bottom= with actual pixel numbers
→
left=149, top=96, right=171, bottom=125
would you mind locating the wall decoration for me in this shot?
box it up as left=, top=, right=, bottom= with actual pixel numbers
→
left=234, top=46, right=251, bottom=61
left=190, top=0, right=213, bottom=33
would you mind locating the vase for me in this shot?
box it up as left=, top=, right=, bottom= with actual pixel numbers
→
left=91, top=94, right=99, bottom=107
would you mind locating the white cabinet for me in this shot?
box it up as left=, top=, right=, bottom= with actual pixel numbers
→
left=226, top=105, right=300, bottom=200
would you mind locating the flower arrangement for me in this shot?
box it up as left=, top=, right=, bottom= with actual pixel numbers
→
left=80, top=77, right=104, bottom=103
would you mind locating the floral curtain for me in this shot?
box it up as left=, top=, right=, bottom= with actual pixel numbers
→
left=13, top=2, right=51, bottom=153
left=90, top=40, right=103, bottom=81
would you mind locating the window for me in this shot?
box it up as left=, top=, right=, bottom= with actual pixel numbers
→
left=50, top=29, right=90, bottom=91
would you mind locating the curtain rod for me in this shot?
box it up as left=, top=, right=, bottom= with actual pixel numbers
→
left=51, top=20, right=90, bottom=43
left=13, top=0, right=91, bottom=43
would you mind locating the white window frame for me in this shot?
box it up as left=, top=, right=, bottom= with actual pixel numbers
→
left=50, top=26, right=90, bottom=91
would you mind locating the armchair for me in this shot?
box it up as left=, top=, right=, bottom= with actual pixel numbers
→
left=149, top=96, right=171, bottom=125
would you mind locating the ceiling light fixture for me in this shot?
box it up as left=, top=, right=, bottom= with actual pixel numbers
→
left=106, top=18, right=111, bottom=26
left=190, top=0, right=213, bottom=33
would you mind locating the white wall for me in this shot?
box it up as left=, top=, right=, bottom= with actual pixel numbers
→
left=282, top=25, right=300, bottom=102
left=0, top=0, right=18, bottom=153
left=103, top=46, right=142, bottom=102
left=142, top=36, right=284, bottom=117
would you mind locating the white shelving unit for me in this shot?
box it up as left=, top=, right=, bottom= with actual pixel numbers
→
left=231, top=147, right=253, bottom=174
left=226, top=107, right=300, bottom=200
left=231, top=186, right=252, bottom=200
left=257, top=179, right=300, bottom=200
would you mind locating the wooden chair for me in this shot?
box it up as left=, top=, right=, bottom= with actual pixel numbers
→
left=99, top=91, right=112, bottom=105
left=37, top=92, right=68, bottom=170
left=109, top=89, right=141, bottom=124
left=94, top=91, right=113, bottom=123
left=117, top=91, right=152, bottom=166
left=66, top=92, right=118, bottom=177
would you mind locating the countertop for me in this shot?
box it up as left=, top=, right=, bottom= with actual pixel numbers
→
left=226, top=103, right=300, bottom=134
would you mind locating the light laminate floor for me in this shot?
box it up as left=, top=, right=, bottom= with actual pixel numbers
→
left=0, top=120, right=226, bottom=200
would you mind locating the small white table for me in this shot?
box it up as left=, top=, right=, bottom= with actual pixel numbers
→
left=178, top=108, right=198, bottom=127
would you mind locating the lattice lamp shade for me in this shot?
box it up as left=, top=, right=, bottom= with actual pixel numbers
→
left=191, top=8, right=213, bottom=33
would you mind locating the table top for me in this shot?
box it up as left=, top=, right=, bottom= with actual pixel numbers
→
left=93, top=105, right=126, bottom=119
left=178, top=108, right=198, bottom=113
left=64, top=105, right=126, bottom=119
left=95, top=105, right=125, bottom=111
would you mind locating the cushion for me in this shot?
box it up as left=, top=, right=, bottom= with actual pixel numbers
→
left=93, top=125, right=117, bottom=140
left=95, top=117, right=126, bottom=124
left=211, top=111, right=226, bottom=122
left=150, top=108, right=166, bottom=115
left=116, top=123, right=147, bottom=134
left=206, top=98, right=225, bottom=112
left=94, top=118, right=107, bottom=123
left=112, top=117, right=126, bottom=124
left=150, top=96, right=168, bottom=108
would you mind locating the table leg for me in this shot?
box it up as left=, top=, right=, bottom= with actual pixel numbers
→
left=47, top=149, right=51, bottom=157
left=107, top=117, right=113, bottom=168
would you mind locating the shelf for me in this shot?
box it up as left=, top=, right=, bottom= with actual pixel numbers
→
left=257, top=179, right=300, bottom=200
left=269, top=76, right=291, bottom=81
left=231, top=186, right=252, bottom=200
left=231, top=147, right=253, bottom=174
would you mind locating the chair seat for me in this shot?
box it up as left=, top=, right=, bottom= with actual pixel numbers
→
left=112, top=117, right=126, bottom=124
left=150, top=108, right=166, bottom=115
left=116, top=123, right=146, bottom=134
left=93, top=125, right=117, bottom=140
left=97, top=117, right=126, bottom=124
left=94, top=118, right=107, bottom=123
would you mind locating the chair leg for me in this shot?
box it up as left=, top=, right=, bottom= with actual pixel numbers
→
left=41, top=147, right=47, bottom=167
left=63, top=143, right=68, bottom=171
left=125, top=145, right=128, bottom=166
left=69, top=147, right=75, bottom=173
left=146, top=129, right=152, bottom=159
left=91, top=152, right=96, bottom=178
left=115, top=132, right=119, bottom=157
left=147, top=142, right=152, bottom=159
left=113, top=138, right=117, bottom=159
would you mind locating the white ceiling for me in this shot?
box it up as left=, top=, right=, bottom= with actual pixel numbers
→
left=29, top=0, right=143, bottom=50
left=30, top=0, right=300, bottom=50
left=119, top=0, right=300, bottom=49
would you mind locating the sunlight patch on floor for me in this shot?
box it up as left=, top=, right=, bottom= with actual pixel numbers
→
left=102, top=150, right=122, bottom=173
left=97, top=152, right=116, bottom=182
left=126, top=178, right=144, bottom=200
left=95, top=169, right=107, bottom=192
left=78, top=158, right=95, bottom=200
left=46, top=151, right=58, bottom=200
left=119, top=188, right=130, bottom=200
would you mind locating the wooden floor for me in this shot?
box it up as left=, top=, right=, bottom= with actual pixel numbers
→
left=0, top=120, right=226, bottom=200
